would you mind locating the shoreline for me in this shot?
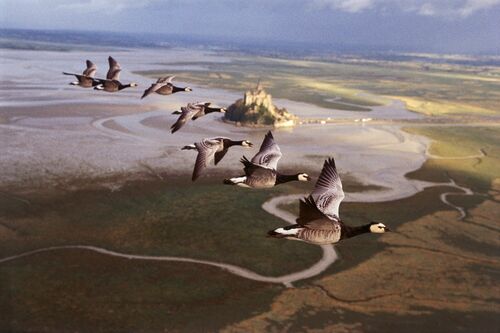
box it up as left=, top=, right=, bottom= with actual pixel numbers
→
left=2, top=99, right=493, bottom=200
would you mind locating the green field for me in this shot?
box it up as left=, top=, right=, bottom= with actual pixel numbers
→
left=221, top=125, right=500, bottom=332
left=0, top=181, right=324, bottom=276
left=136, top=55, right=500, bottom=116
left=0, top=251, right=281, bottom=332
left=2, top=123, right=499, bottom=331
left=405, top=126, right=500, bottom=192
left=0, top=181, right=319, bottom=331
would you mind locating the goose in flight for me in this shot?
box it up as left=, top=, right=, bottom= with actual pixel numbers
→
left=63, top=60, right=99, bottom=88
left=182, top=137, right=253, bottom=181
left=141, top=76, right=192, bottom=99
left=268, top=158, right=390, bottom=244
left=170, top=102, right=226, bottom=134
left=94, top=56, right=138, bottom=92
left=224, top=131, right=311, bottom=188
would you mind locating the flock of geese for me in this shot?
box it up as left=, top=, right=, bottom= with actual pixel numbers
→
left=63, top=56, right=390, bottom=246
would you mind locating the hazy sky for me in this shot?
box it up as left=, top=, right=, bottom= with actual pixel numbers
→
left=1, top=0, right=499, bottom=53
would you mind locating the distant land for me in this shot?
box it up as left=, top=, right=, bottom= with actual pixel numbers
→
left=1, top=28, right=500, bottom=67
left=225, top=82, right=297, bottom=127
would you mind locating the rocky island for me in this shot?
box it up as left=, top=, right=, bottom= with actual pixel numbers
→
left=224, top=83, right=297, bottom=127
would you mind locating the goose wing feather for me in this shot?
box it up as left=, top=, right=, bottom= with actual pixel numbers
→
left=240, top=156, right=275, bottom=179
left=63, top=72, right=83, bottom=78
left=106, top=56, right=121, bottom=81
left=83, top=60, right=97, bottom=77
left=141, top=76, right=175, bottom=98
left=157, top=76, right=175, bottom=84
left=309, top=157, right=345, bottom=220
left=170, top=104, right=200, bottom=133
left=192, top=139, right=222, bottom=181
left=251, top=131, right=282, bottom=170
left=296, top=197, right=342, bottom=230
left=214, top=149, right=228, bottom=165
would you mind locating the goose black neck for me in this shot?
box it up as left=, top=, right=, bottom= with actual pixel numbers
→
left=343, top=223, right=371, bottom=239
left=119, top=83, right=132, bottom=90
left=276, top=173, right=299, bottom=184
left=205, top=107, right=221, bottom=113
left=173, top=86, right=187, bottom=93
left=226, top=140, right=245, bottom=147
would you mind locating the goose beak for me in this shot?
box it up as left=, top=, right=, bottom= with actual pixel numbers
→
left=384, top=227, right=391, bottom=232
left=305, top=175, right=312, bottom=181
left=248, top=142, right=254, bottom=147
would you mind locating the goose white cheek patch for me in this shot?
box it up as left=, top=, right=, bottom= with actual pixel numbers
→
left=298, top=174, right=309, bottom=181
left=370, top=223, right=387, bottom=233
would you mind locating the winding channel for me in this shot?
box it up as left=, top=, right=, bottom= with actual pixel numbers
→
left=0, top=173, right=475, bottom=286
left=0, top=195, right=335, bottom=287
left=0, top=115, right=480, bottom=286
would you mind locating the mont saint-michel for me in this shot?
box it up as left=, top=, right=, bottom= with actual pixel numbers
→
left=224, top=83, right=297, bottom=127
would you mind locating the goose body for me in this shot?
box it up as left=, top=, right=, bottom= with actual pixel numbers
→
left=141, top=76, right=192, bottom=99
left=170, top=102, right=226, bottom=134
left=182, top=137, right=253, bottom=181
left=93, top=56, right=137, bottom=92
left=224, top=131, right=311, bottom=188
left=63, top=60, right=99, bottom=88
left=94, top=80, right=138, bottom=92
left=268, top=158, right=390, bottom=245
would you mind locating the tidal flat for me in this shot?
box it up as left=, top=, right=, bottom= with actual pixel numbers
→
left=1, top=44, right=499, bottom=332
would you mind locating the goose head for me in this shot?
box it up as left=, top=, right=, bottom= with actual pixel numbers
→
left=172, top=110, right=182, bottom=115
left=130, top=82, right=138, bottom=87
left=369, top=222, right=391, bottom=233
left=241, top=140, right=253, bottom=148
left=297, top=173, right=311, bottom=182
left=185, top=87, right=193, bottom=92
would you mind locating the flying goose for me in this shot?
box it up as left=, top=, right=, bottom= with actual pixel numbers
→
left=268, top=158, right=390, bottom=244
left=63, top=60, right=99, bottom=88
left=224, top=131, right=311, bottom=188
left=182, top=137, right=253, bottom=181
left=141, top=76, right=192, bottom=99
left=94, top=56, right=138, bottom=92
left=170, top=102, right=226, bottom=134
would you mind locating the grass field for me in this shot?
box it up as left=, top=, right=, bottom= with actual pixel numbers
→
left=0, top=251, right=281, bottom=332
left=0, top=177, right=379, bottom=332
left=405, top=126, right=500, bottom=192
left=222, top=126, right=500, bottom=332
left=135, top=55, right=500, bottom=116
left=0, top=181, right=323, bottom=277
left=2, top=125, right=499, bottom=331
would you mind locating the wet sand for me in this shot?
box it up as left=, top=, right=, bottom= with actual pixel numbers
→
left=1, top=47, right=498, bottom=332
left=1, top=47, right=433, bottom=198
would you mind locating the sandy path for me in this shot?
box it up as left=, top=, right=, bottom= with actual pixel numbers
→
left=438, top=177, right=474, bottom=220
left=427, top=148, right=486, bottom=160
left=424, top=147, right=481, bottom=220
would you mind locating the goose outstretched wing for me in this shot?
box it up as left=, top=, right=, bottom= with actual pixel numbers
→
left=106, top=56, right=121, bottom=81
left=309, top=157, right=345, bottom=220
left=141, top=76, right=175, bottom=99
left=296, top=197, right=342, bottom=230
left=83, top=60, right=97, bottom=77
left=157, top=76, right=175, bottom=84
left=170, top=104, right=201, bottom=133
left=192, top=139, right=223, bottom=181
left=251, top=131, right=282, bottom=170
